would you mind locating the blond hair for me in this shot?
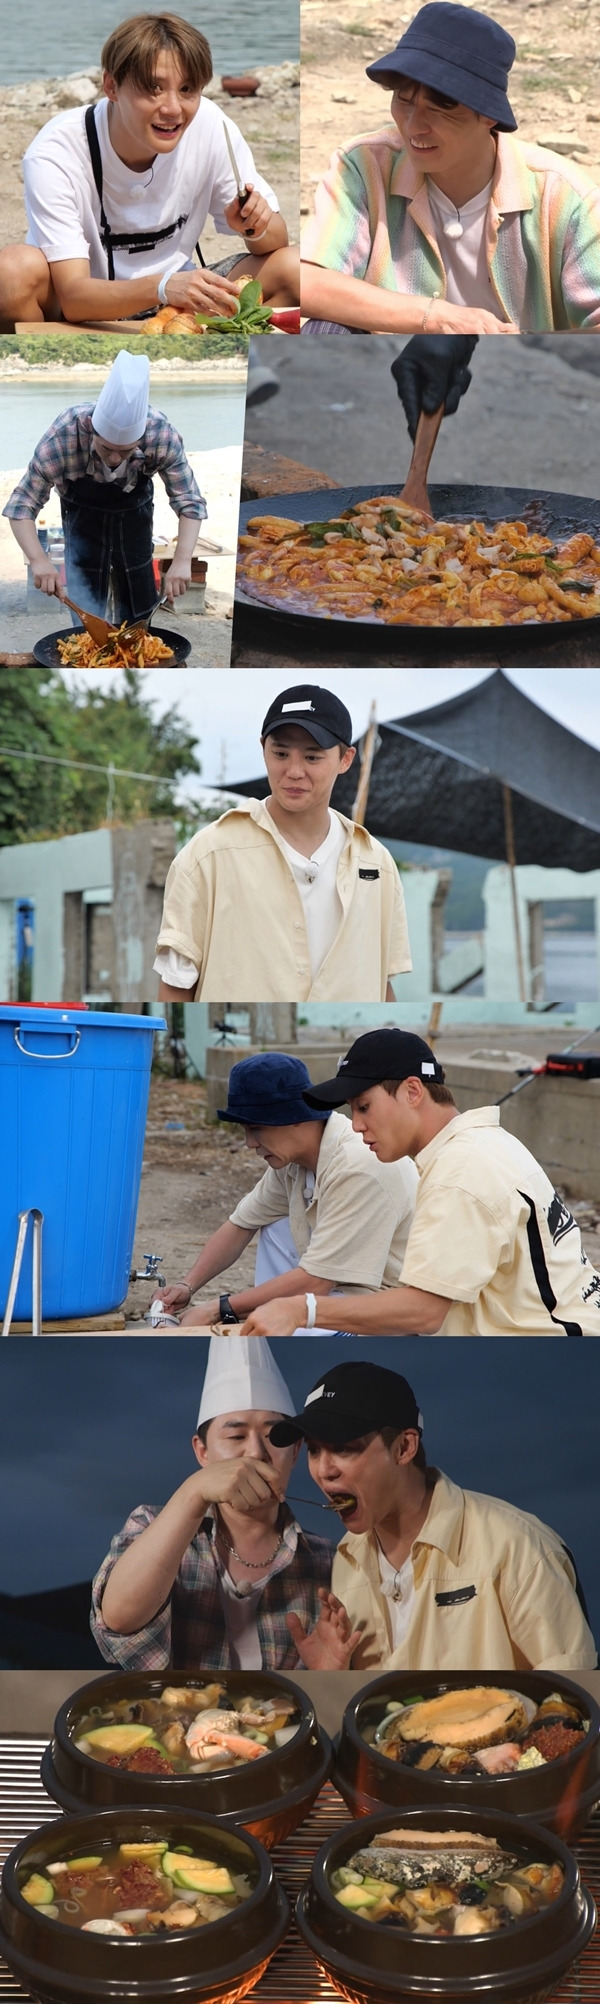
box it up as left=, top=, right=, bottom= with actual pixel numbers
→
left=101, top=13, right=212, bottom=92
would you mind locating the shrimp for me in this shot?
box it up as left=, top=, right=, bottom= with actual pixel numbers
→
left=185, top=1709, right=267, bottom=1763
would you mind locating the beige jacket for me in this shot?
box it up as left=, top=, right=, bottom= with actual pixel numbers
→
left=155, top=799, right=411, bottom=1001
left=332, top=1470, right=597, bottom=1672
left=230, top=1109, right=418, bottom=1291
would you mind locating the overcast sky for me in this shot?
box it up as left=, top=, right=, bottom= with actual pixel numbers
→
left=59, top=667, right=600, bottom=794
left=1, top=1338, right=599, bottom=1642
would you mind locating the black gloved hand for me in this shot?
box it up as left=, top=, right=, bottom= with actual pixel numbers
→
left=391, top=335, right=479, bottom=441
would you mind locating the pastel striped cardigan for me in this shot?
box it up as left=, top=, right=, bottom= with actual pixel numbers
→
left=301, top=126, right=600, bottom=330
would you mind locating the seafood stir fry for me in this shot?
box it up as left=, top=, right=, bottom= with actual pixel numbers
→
left=56, top=624, right=174, bottom=667
left=19, top=1840, right=252, bottom=1934
left=238, top=503, right=600, bottom=626
left=74, top=1684, right=301, bottom=1775
left=363, top=1685, right=589, bottom=1777
left=329, top=1829, right=565, bottom=1937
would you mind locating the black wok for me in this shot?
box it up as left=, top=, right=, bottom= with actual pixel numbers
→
left=33, top=623, right=192, bottom=666
left=236, top=482, right=600, bottom=648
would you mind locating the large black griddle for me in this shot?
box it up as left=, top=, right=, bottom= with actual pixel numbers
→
left=32, top=623, right=191, bottom=667
left=236, top=482, right=600, bottom=648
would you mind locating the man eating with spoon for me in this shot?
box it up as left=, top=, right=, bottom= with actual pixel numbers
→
left=3, top=350, right=206, bottom=626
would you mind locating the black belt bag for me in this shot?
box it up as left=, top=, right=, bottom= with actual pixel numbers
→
left=84, top=104, right=205, bottom=276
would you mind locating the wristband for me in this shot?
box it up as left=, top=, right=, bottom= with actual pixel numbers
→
left=157, top=274, right=171, bottom=306
left=305, top=1292, right=318, bottom=1329
left=421, top=294, right=439, bottom=331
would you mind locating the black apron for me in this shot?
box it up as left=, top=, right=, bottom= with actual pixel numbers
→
left=84, top=104, right=206, bottom=320
left=60, top=470, right=157, bottom=624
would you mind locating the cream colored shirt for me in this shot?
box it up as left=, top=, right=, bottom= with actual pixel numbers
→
left=230, top=1109, right=418, bottom=1292
left=332, top=1469, right=597, bottom=1673
left=155, top=798, right=411, bottom=1002
left=400, top=1106, right=600, bottom=1336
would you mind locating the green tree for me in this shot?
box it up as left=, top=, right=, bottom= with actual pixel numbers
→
left=0, top=669, right=203, bottom=844
left=0, top=667, right=64, bottom=844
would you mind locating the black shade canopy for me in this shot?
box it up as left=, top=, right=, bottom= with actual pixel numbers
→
left=229, top=671, right=600, bottom=870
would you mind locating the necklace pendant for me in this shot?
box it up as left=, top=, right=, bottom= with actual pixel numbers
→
left=443, top=219, right=464, bottom=240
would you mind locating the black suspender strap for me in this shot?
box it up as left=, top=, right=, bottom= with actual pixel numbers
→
left=85, top=104, right=115, bottom=280
left=84, top=103, right=195, bottom=276
left=518, top=1191, right=583, bottom=1336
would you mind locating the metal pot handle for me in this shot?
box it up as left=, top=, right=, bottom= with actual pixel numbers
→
left=14, top=1025, right=81, bottom=1059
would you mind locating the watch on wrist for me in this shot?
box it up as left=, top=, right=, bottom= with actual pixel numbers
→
left=219, top=1294, right=240, bottom=1325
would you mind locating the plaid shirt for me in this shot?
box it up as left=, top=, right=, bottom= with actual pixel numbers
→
left=90, top=1502, right=333, bottom=1672
left=3, top=406, right=207, bottom=521
left=301, top=127, right=600, bottom=331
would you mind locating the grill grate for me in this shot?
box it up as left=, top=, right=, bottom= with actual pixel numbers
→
left=0, top=1739, right=598, bottom=2001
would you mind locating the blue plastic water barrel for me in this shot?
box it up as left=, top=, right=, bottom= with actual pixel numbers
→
left=0, top=1007, right=167, bottom=1322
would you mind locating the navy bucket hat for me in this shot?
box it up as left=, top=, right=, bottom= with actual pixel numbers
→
left=366, top=3, right=518, bottom=134
left=217, top=1052, right=331, bottom=1127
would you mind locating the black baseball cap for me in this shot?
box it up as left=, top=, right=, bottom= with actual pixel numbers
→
left=270, top=1360, right=423, bottom=1448
left=261, top=683, right=353, bottom=749
left=302, top=1028, right=445, bottom=1109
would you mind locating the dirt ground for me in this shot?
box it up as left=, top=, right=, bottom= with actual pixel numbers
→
left=301, top=0, right=600, bottom=213
left=0, top=72, right=299, bottom=257
left=123, top=1064, right=600, bottom=1328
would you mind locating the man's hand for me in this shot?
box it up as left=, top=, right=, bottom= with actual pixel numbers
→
left=287, top=1588, right=362, bottom=1670
left=150, top=1282, right=192, bottom=1313
left=164, top=268, right=241, bottom=319
left=426, top=301, right=519, bottom=336
left=224, top=185, right=273, bottom=241
left=32, top=555, right=65, bottom=598
left=180, top=1297, right=220, bottom=1327
left=240, top=1295, right=307, bottom=1336
left=392, top=334, right=479, bottom=440
left=163, top=560, right=191, bottom=601
left=195, top=1458, right=285, bottom=1513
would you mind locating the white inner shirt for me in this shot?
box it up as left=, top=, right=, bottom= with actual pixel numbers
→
left=154, top=810, right=346, bottom=989
left=376, top=1542, right=416, bottom=1652
left=426, top=175, right=506, bottom=315
left=23, top=95, right=278, bottom=280
left=275, top=810, right=345, bottom=982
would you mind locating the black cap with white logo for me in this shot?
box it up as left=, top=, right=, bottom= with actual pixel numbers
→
left=302, top=1027, right=445, bottom=1109
left=261, top=683, right=353, bottom=749
left=269, top=1360, right=423, bottom=1448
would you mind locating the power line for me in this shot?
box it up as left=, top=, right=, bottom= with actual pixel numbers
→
left=0, top=744, right=161, bottom=783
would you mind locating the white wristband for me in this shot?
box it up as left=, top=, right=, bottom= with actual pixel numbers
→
left=305, top=1292, right=317, bottom=1329
left=157, top=274, right=171, bottom=306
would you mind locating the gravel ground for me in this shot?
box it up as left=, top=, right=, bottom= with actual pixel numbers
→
left=301, top=0, right=600, bottom=214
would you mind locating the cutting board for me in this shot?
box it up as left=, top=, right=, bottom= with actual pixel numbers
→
left=16, top=319, right=179, bottom=336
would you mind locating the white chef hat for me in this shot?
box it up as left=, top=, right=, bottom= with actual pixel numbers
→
left=197, top=1336, right=296, bottom=1429
left=91, top=351, right=150, bottom=446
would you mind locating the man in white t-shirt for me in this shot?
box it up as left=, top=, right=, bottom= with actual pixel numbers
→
left=241, top=1027, right=600, bottom=1336
left=149, top=1049, right=418, bottom=1333
left=0, top=12, right=296, bottom=330
left=154, top=683, right=412, bottom=1003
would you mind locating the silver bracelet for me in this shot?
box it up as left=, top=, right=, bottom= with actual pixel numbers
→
left=305, top=1292, right=318, bottom=1329
left=244, top=223, right=270, bottom=245
left=421, top=294, right=440, bottom=331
